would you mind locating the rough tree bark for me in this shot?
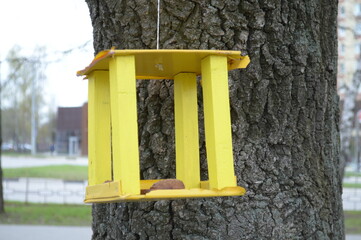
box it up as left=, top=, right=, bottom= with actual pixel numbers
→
left=85, top=0, right=343, bottom=239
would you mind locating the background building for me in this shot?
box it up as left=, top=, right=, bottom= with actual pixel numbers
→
left=55, top=104, right=88, bottom=155
left=81, top=103, right=88, bottom=156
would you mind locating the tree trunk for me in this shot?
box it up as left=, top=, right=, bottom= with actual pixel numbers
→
left=85, top=0, right=343, bottom=239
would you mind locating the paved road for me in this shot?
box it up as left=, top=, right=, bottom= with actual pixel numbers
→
left=347, top=235, right=361, bottom=240
left=0, top=224, right=92, bottom=240
left=1, top=155, right=88, bottom=169
left=0, top=224, right=359, bottom=240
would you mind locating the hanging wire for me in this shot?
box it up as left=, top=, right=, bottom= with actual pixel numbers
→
left=157, top=0, right=160, bottom=49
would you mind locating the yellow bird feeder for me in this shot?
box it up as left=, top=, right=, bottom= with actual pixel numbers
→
left=77, top=49, right=250, bottom=203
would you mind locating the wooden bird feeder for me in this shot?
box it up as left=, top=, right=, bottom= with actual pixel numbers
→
left=77, top=49, right=250, bottom=203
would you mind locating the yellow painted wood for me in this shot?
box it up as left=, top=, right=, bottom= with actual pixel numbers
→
left=87, top=71, right=112, bottom=186
left=84, top=183, right=246, bottom=203
left=140, top=179, right=163, bottom=190
left=109, top=55, right=140, bottom=195
left=88, top=77, right=95, bottom=186
left=229, top=55, right=251, bottom=70
left=201, top=55, right=237, bottom=190
left=174, top=73, right=200, bottom=189
left=79, top=50, right=250, bottom=202
left=200, top=181, right=209, bottom=190
left=77, top=49, right=250, bottom=79
left=86, top=181, right=122, bottom=199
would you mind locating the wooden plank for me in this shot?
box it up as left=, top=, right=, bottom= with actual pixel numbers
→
left=201, top=55, right=237, bottom=190
left=87, top=71, right=112, bottom=186
left=77, top=49, right=250, bottom=78
left=85, top=181, right=122, bottom=199
left=174, top=73, right=200, bottom=189
left=84, top=185, right=246, bottom=203
left=109, top=55, right=140, bottom=195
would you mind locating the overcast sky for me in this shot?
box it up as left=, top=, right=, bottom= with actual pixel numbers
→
left=0, top=0, right=94, bottom=107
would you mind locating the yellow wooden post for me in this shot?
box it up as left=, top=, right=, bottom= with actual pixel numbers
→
left=87, top=71, right=112, bottom=186
left=174, top=73, right=200, bottom=189
left=109, top=55, right=140, bottom=195
left=201, top=55, right=237, bottom=190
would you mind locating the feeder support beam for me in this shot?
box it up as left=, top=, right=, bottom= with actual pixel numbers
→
left=88, top=71, right=112, bottom=185
left=109, top=55, right=140, bottom=195
left=174, top=73, right=200, bottom=189
left=201, top=55, right=237, bottom=190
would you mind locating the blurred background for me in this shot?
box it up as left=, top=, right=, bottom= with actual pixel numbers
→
left=0, top=0, right=360, bottom=239
left=0, top=0, right=93, bottom=239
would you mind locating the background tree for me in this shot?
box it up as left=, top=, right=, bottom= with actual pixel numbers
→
left=340, top=68, right=361, bottom=178
left=1, top=45, right=46, bottom=152
left=0, top=45, right=47, bottom=213
left=86, top=0, right=343, bottom=239
left=37, top=105, right=57, bottom=151
left=338, top=25, right=361, bottom=177
left=0, top=59, right=4, bottom=214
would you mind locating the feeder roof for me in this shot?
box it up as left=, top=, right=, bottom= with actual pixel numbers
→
left=77, top=49, right=250, bottom=79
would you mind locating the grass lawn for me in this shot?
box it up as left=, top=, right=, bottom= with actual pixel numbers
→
left=0, top=201, right=92, bottom=226
left=345, top=172, right=361, bottom=178
left=343, top=171, right=361, bottom=188
left=3, top=165, right=88, bottom=181
left=343, top=183, right=361, bottom=189
left=345, top=211, right=361, bottom=234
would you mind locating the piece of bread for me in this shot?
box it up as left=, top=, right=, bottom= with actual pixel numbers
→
left=142, top=179, right=185, bottom=194
left=150, top=179, right=185, bottom=190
